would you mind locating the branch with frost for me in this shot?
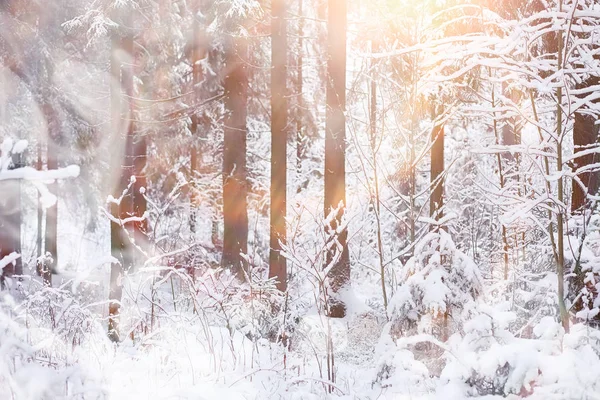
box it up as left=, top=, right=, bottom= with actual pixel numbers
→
left=0, top=166, right=80, bottom=182
left=0, top=253, right=20, bottom=271
left=0, top=139, right=80, bottom=209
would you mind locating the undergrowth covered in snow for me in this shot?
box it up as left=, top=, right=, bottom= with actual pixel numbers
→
left=1, top=231, right=600, bottom=399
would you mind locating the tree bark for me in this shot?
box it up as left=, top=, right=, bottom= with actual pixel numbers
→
left=430, top=123, right=445, bottom=225
left=370, top=39, right=387, bottom=314
left=133, top=133, right=147, bottom=252
left=37, top=140, right=43, bottom=261
left=269, top=0, right=288, bottom=292
left=189, top=12, right=202, bottom=234
left=324, top=0, right=349, bottom=318
left=571, top=76, right=600, bottom=213
left=108, top=33, right=135, bottom=342
left=44, top=105, right=58, bottom=286
left=295, top=0, right=305, bottom=182
left=222, top=32, right=249, bottom=278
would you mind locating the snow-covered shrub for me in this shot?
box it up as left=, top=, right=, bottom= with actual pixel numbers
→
left=388, top=231, right=482, bottom=339
left=17, top=282, right=98, bottom=352
left=440, top=305, right=600, bottom=399
left=440, top=304, right=531, bottom=397
left=372, top=323, right=433, bottom=395
left=375, top=230, right=482, bottom=380
left=0, top=289, right=103, bottom=400
left=567, top=214, right=600, bottom=326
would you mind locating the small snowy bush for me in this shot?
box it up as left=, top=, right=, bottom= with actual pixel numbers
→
left=374, top=230, right=482, bottom=384
left=388, top=230, right=482, bottom=339
left=440, top=306, right=600, bottom=399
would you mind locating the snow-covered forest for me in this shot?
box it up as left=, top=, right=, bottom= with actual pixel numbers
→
left=1, top=0, right=600, bottom=398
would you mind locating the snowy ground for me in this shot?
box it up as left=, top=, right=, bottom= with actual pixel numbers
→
left=2, top=268, right=600, bottom=400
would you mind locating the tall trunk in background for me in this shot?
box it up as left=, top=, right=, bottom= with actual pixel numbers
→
left=324, top=0, right=349, bottom=318
left=490, top=74, right=510, bottom=280
left=44, top=103, right=58, bottom=286
left=500, top=94, right=521, bottom=169
left=500, top=87, right=523, bottom=182
left=222, top=32, right=249, bottom=278
left=295, top=0, right=305, bottom=181
left=37, top=140, right=43, bottom=261
left=108, top=33, right=135, bottom=342
left=13, top=153, right=22, bottom=278
left=370, top=39, right=387, bottom=314
left=429, top=121, right=445, bottom=225
left=189, top=12, right=202, bottom=234
left=571, top=76, right=600, bottom=213
left=501, top=84, right=524, bottom=265
left=269, top=0, right=288, bottom=292
left=133, top=132, right=147, bottom=251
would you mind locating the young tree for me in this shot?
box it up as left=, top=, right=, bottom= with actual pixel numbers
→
left=269, top=0, right=288, bottom=291
left=324, top=0, right=349, bottom=318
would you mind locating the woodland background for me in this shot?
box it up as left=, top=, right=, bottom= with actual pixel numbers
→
left=0, top=0, right=600, bottom=398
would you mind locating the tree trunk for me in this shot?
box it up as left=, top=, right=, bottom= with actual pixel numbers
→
left=324, top=0, right=349, bottom=318
left=37, top=140, right=43, bottom=261
left=571, top=76, right=600, bottom=213
left=40, top=97, right=63, bottom=287
left=269, top=0, right=288, bottom=292
left=430, top=122, right=445, bottom=225
left=222, top=33, right=249, bottom=278
left=295, top=0, right=305, bottom=178
left=133, top=133, right=147, bottom=253
left=555, top=17, right=569, bottom=333
left=370, top=39, right=388, bottom=314
left=108, top=33, right=135, bottom=342
left=189, top=13, right=202, bottom=234
left=490, top=77, right=510, bottom=280
left=45, top=111, right=58, bottom=286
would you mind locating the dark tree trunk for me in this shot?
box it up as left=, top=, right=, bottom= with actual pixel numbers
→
left=222, top=33, right=249, bottom=278
left=189, top=13, right=203, bottom=234
left=269, top=0, right=288, bottom=292
left=500, top=82, right=522, bottom=174
left=295, top=0, right=305, bottom=180
left=571, top=76, right=600, bottom=213
left=430, top=123, right=445, bottom=224
left=133, top=133, right=147, bottom=251
left=499, top=83, right=523, bottom=270
left=324, top=0, right=349, bottom=318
